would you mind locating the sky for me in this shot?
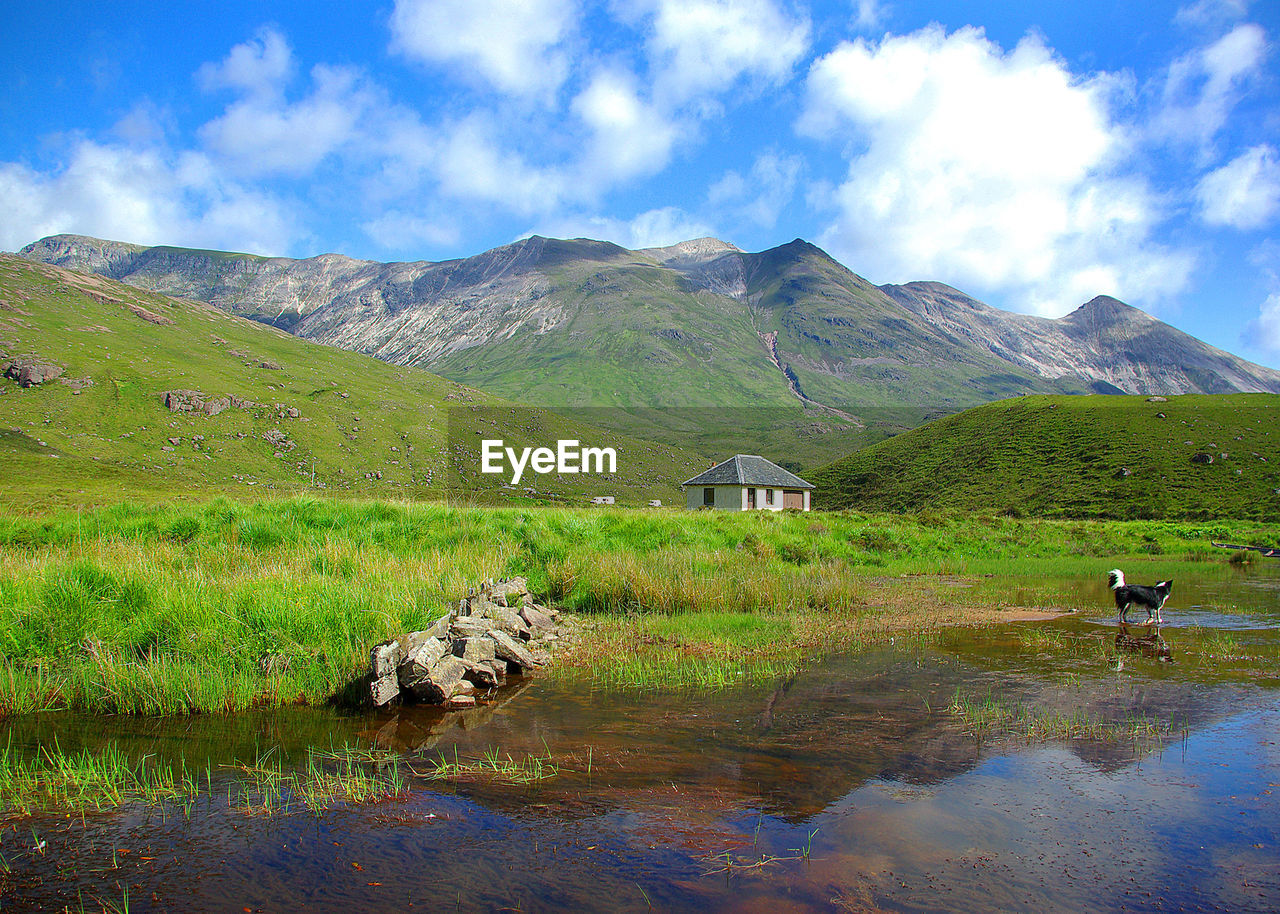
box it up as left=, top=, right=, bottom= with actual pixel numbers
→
left=2, top=0, right=1279, bottom=368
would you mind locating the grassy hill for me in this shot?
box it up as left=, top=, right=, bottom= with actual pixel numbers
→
left=0, top=255, right=707, bottom=508
left=809, top=394, right=1280, bottom=520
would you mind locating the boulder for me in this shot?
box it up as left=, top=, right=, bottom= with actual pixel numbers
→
left=450, top=616, right=493, bottom=640
left=1191, top=452, right=1215, bottom=465
left=5, top=357, right=64, bottom=387
left=484, top=606, right=530, bottom=639
left=453, top=636, right=496, bottom=663
left=458, top=657, right=502, bottom=688
left=489, top=629, right=539, bottom=671
left=370, top=639, right=403, bottom=679
left=370, top=673, right=400, bottom=707
left=520, top=604, right=555, bottom=632
left=401, top=655, right=467, bottom=703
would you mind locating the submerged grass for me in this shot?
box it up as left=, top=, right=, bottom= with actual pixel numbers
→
left=0, top=741, right=407, bottom=817
left=947, top=689, right=1181, bottom=744
left=0, top=496, right=1273, bottom=714
left=427, top=746, right=561, bottom=785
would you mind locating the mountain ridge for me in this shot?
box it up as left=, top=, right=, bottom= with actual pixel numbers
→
left=20, top=233, right=1280, bottom=424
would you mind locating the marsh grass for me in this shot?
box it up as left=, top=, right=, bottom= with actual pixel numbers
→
left=427, top=746, right=560, bottom=785
left=0, top=497, right=1272, bottom=714
left=0, top=740, right=406, bottom=817
left=947, top=689, right=1177, bottom=743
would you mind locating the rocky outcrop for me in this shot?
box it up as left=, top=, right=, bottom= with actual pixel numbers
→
left=365, top=576, right=576, bottom=710
left=159, top=390, right=231, bottom=416
left=4, top=357, right=65, bottom=387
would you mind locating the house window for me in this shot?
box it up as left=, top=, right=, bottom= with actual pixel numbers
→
left=703, top=487, right=715, bottom=506
left=763, top=488, right=774, bottom=506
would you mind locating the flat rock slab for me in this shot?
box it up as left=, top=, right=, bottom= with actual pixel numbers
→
left=489, top=629, right=539, bottom=670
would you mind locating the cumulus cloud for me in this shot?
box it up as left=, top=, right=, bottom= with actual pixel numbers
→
left=1151, top=23, right=1267, bottom=153
left=1196, top=145, right=1280, bottom=229
left=623, top=0, right=810, bottom=103
left=799, top=25, right=1194, bottom=314
left=708, top=151, right=802, bottom=227
left=389, top=0, right=577, bottom=101
left=196, top=26, right=293, bottom=98
left=1248, top=292, right=1280, bottom=352
left=529, top=206, right=714, bottom=249
left=852, top=0, right=888, bottom=31
left=199, top=64, right=379, bottom=177
left=571, top=68, right=681, bottom=187
left=0, top=141, right=295, bottom=254
left=433, top=114, right=568, bottom=213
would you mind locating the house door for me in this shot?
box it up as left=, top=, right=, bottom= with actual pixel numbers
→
left=783, top=490, right=804, bottom=510
left=703, top=487, right=715, bottom=507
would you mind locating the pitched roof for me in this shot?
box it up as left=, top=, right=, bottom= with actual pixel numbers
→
left=682, top=455, right=814, bottom=489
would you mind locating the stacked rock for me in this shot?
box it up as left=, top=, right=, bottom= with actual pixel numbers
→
left=367, top=576, right=571, bottom=710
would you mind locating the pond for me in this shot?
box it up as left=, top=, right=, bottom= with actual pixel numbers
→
left=2, top=565, right=1278, bottom=912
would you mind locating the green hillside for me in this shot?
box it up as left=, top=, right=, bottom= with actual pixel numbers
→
left=0, top=255, right=707, bottom=508
left=810, top=394, right=1280, bottom=520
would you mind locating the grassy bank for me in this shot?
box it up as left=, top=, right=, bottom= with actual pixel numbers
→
left=1, top=496, right=1275, bottom=716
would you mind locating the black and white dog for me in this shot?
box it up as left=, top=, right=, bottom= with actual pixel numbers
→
left=1108, top=569, right=1172, bottom=624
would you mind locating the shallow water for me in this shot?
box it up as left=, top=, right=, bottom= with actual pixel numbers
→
left=2, top=566, right=1279, bottom=912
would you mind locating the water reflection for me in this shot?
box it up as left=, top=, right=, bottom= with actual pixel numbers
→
left=1, top=566, right=1278, bottom=912
left=1116, top=622, right=1174, bottom=662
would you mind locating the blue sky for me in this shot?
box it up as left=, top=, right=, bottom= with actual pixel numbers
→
left=3, top=1, right=1279, bottom=367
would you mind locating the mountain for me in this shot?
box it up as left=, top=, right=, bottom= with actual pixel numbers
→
left=20, top=233, right=1280, bottom=466
left=0, top=254, right=706, bottom=508
left=808, top=393, right=1280, bottom=520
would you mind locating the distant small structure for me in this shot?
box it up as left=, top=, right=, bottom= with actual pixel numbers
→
left=590, top=495, right=615, bottom=505
left=682, top=455, right=814, bottom=512
left=648, top=499, right=662, bottom=507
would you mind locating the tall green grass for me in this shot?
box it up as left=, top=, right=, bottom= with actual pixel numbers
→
left=0, top=496, right=1273, bottom=715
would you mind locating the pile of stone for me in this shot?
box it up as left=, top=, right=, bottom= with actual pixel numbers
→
left=367, top=576, right=573, bottom=711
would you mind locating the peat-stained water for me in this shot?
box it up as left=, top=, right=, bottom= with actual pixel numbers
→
left=2, top=567, right=1278, bottom=912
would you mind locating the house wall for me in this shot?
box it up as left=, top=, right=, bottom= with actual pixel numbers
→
left=684, top=486, right=812, bottom=511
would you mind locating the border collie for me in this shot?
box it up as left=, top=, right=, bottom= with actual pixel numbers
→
left=1108, top=569, right=1172, bottom=624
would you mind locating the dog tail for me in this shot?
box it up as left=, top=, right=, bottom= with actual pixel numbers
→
left=1108, top=569, right=1125, bottom=590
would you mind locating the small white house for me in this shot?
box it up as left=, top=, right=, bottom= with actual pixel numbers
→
left=682, top=455, right=814, bottom=512
left=590, top=495, right=615, bottom=505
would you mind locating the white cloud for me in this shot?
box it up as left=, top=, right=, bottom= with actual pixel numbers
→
left=433, top=114, right=569, bottom=213
left=852, top=0, right=888, bottom=31
left=389, top=0, right=577, bottom=101
left=800, top=25, right=1193, bottom=314
left=1196, top=145, right=1280, bottom=229
left=362, top=210, right=461, bottom=252
left=529, top=206, right=714, bottom=249
left=708, top=151, right=801, bottom=226
left=624, top=0, right=810, bottom=102
left=0, top=140, right=295, bottom=254
left=1151, top=23, right=1267, bottom=153
left=1249, top=292, right=1280, bottom=352
left=199, top=64, right=378, bottom=178
left=1174, top=0, right=1250, bottom=28
left=571, top=68, right=681, bottom=187
left=196, top=26, right=293, bottom=99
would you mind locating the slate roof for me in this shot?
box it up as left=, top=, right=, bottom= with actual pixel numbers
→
left=682, top=455, right=815, bottom=489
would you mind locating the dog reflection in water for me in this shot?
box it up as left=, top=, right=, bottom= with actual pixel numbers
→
left=1115, top=623, right=1173, bottom=662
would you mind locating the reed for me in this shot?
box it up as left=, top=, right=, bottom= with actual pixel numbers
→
left=1, top=496, right=1273, bottom=715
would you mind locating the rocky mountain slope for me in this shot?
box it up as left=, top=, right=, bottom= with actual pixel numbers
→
left=0, top=254, right=705, bottom=507
left=20, top=233, right=1280, bottom=464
